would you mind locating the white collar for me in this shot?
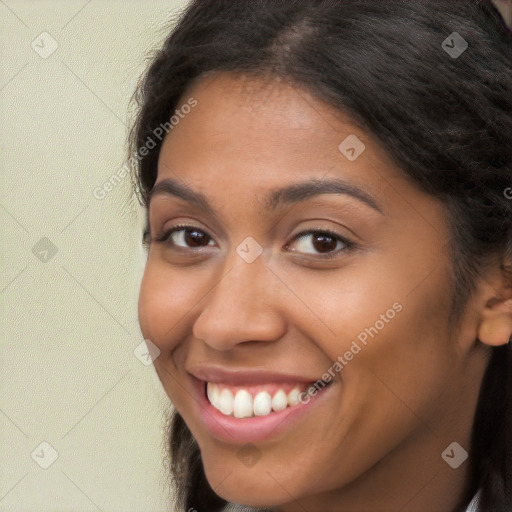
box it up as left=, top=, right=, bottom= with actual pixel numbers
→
left=224, top=491, right=482, bottom=512
left=464, top=490, right=481, bottom=512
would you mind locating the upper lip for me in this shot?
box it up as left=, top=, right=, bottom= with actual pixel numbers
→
left=186, top=364, right=327, bottom=385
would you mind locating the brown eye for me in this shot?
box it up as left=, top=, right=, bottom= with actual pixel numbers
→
left=153, top=225, right=215, bottom=249
left=288, top=230, right=354, bottom=258
left=311, top=233, right=338, bottom=253
left=181, top=228, right=211, bottom=247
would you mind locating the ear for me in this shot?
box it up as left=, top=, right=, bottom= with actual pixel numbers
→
left=477, top=269, right=512, bottom=346
left=492, top=0, right=512, bottom=29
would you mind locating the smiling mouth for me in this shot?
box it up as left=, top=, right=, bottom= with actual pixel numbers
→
left=205, top=380, right=333, bottom=419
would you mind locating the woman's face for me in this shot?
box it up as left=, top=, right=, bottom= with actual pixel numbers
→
left=138, top=73, right=485, bottom=510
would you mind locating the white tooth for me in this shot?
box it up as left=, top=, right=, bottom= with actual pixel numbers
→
left=233, top=390, right=253, bottom=418
left=253, top=391, right=272, bottom=416
left=207, top=382, right=220, bottom=408
left=218, top=388, right=234, bottom=415
left=271, top=389, right=288, bottom=411
left=287, top=387, right=300, bottom=406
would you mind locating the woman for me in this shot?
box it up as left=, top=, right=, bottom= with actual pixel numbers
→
left=128, top=1, right=511, bottom=510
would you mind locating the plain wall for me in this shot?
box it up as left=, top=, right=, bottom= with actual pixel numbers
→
left=1, top=1, right=190, bottom=511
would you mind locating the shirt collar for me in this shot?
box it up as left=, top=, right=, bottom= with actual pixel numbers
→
left=464, top=489, right=481, bottom=512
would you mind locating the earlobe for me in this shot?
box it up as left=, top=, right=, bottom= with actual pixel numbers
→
left=477, top=296, right=512, bottom=347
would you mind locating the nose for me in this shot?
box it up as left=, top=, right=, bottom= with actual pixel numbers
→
left=192, top=250, right=287, bottom=351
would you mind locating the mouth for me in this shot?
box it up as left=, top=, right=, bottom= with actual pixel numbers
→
left=189, top=374, right=336, bottom=444
left=205, top=380, right=332, bottom=418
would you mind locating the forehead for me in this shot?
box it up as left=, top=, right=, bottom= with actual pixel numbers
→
left=156, top=72, right=397, bottom=194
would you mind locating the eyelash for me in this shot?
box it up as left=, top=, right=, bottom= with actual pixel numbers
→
left=150, top=223, right=357, bottom=259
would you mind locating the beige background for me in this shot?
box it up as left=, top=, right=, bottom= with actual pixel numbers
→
left=1, top=1, right=189, bottom=511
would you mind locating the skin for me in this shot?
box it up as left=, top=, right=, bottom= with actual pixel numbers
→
left=138, top=72, right=512, bottom=511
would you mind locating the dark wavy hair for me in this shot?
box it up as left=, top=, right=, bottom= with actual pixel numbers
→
left=127, top=1, right=512, bottom=510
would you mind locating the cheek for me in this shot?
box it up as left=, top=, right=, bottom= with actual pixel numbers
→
left=331, top=254, right=456, bottom=405
left=330, top=271, right=456, bottom=466
left=287, top=258, right=455, bottom=475
left=137, top=257, right=202, bottom=351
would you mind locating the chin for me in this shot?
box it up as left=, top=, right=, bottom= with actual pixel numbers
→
left=202, top=459, right=290, bottom=508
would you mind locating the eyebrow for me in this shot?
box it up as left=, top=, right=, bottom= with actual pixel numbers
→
left=148, top=177, right=383, bottom=215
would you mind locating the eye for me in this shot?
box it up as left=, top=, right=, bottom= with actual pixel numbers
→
left=152, top=224, right=356, bottom=260
left=286, top=229, right=355, bottom=259
left=152, top=224, right=215, bottom=250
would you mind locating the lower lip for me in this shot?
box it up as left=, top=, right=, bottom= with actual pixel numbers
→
left=190, top=376, right=336, bottom=444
